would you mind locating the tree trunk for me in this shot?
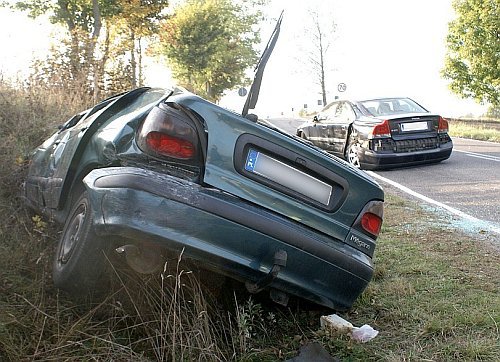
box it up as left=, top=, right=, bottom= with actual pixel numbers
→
left=91, top=0, right=102, bottom=103
left=138, top=37, right=143, bottom=87
left=130, top=29, right=137, bottom=88
left=320, top=39, right=327, bottom=106
left=308, top=8, right=334, bottom=107
left=58, top=1, right=79, bottom=80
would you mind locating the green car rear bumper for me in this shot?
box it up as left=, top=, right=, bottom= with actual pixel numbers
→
left=84, top=167, right=374, bottom=311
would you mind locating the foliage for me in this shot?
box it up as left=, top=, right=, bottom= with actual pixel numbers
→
left=442, top=0, right=500, bottom=107
left=13, top=0, right=105, bottom=100
left=106, top=0, right=169, bottom=88
left=485, top=105, right=500, bottom=119
left=9, top=0, right=169, bottom=99
left=159, top=0, right=263, bottom=102
left=14, top=0, right=113, bottom=30
left=0, top=79, right=91, bottom=172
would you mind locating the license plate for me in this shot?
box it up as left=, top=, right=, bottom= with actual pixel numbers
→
left=401, top=121, right=428, bottom=132
left=245, top=149, right=332, bottom=205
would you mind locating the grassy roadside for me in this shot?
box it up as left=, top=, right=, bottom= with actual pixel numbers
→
left=243, top=193, right=500, bottom=361
left=448, top=120, right=500, bottom=142
left=338, top=195, right=499, bottom=361
left=1, top=191, right=498, bottom=360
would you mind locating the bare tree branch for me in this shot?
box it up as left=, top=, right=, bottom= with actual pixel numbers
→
left=303, top=7, right=337, bottom=106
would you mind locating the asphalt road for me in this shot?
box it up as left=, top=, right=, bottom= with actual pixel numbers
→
left=265, top=117, right=500, bottom=239
left=375, top=138, right=500, bottom=224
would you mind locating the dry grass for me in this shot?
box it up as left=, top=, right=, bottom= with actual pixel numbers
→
left=0, top=259, right=235, bottom=360
left=448, top=121, right=500, bottom=142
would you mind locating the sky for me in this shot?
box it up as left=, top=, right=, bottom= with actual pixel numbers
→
left=0, top=0, right=489, bottom=118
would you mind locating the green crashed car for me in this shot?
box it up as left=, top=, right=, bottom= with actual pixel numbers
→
left=23, top=16, right=384, bottom=311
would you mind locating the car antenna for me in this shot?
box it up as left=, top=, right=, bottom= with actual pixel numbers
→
left=242, top=10, right=283, bottom=118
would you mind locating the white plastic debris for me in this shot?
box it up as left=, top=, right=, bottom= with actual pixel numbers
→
left=351, top=324, right=379, bottom=343
left=320, top=314, right=379, bottom=343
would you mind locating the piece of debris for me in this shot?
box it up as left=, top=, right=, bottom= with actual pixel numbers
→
left=286, top=341, right=339, bottom=362
left=351, top=324, right=379, bottom=343
left=320, top=314, right=379, bottom=343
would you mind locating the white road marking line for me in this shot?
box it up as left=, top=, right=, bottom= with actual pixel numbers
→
left=453, top=149, right=500, bottom=162
left=367, top=171, right=500, bottom=236
left=466, top=154, right=500, bottom=162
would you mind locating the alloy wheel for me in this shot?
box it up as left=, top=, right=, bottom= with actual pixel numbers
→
left=58, top=202, right=87, bottom=264
left=347, top=144, right=361, bottom=168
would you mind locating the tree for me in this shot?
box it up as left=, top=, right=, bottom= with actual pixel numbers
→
left=442, top=0, right=500, bottom=107
left=159, top=0, right=263, bottom=102
left=109, top=0, right=169, bottom=88
left=9, top=0, right=168, bottom=99
left=304, top=8, right=336, bottom=107
left=13, top=0, right=105, bottom=94
left=485, top=105, right=500, bottom=119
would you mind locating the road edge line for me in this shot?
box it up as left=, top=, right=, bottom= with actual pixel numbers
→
left=367, top=171, right=500, bottom=236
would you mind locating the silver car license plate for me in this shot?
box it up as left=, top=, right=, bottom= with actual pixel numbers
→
left=401, top=121, right=428, bottom=132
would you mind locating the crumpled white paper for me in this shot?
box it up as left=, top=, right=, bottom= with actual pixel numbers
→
left=320, top=314, right=379, bottom=343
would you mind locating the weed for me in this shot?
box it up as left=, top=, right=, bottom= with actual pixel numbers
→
left=449, top=121, right=500, bottom=142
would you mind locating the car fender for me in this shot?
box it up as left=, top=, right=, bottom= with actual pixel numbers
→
left=25, top=88, right=155, bottom=215
left=58, top=89, right=159, bottom=208
left=297, top=127, right=309, bottom=138
left=342, top=123, right=358, bottom=155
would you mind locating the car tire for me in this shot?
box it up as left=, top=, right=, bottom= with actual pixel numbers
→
left=300, top=132, right=308, bottom=140
left=346, top=141, right=361, bottom=168
left=52, top=190, right=109, bottom=296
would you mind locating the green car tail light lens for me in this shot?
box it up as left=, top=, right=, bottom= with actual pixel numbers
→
left=361, top=212, right=382, bottom=236
left=145, top=131, right=195, bottom=159
left=245, top=149, right=332, bottom=206
left=137, top=104, right=199, bottom=161
left=353, top=200, right=384, bottom=239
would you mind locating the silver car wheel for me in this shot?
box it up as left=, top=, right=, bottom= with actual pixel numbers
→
left=58, top=202, right=87, bottom=264
left=347, top=144, right=360, bottom=168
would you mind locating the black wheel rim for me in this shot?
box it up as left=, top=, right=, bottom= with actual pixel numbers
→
left=58, top=202, right=87, bottom=264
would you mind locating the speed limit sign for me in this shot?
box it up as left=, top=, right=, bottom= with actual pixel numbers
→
left=337, top=83, right=347, bottom=92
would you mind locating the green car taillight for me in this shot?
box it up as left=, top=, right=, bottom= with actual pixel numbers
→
left=145, top=131, right=196, bottom=159
left=354, top=200, right=384, bottom=239
left=137, top=103, right=200, bottom=162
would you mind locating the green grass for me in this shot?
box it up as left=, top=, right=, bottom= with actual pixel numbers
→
left=299, top=196, right=499, bottom=361
left=449, top=121, right=500, bottom=142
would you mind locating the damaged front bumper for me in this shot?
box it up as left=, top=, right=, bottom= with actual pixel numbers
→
left=84, top=166, right=374, bottom=311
